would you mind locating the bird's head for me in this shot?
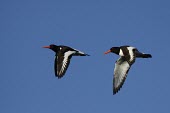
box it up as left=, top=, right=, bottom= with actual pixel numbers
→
left=104, top=47, right=120, bottom=55
left=43, top=44, right=58, bottom=52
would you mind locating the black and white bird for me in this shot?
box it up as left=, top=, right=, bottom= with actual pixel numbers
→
left=104, top=45, right=152, bottom=94
left=43, top=44, right=89, bottom=78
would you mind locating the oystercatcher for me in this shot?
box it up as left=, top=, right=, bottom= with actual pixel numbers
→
left=104, top=45, right=152, bottom=94
left=43, top=44, right=89, bottom=78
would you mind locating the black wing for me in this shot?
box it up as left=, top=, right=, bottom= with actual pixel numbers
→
left=54, top=51, right=73, bottom=78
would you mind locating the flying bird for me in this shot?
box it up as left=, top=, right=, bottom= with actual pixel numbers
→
left=43, top=44, right=89, bottom=78
left=104, top=45, right=152, bottom=94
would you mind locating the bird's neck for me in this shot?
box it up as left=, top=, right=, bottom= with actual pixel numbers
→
left=51, top=46, right=59, bottom=53
left=113, top=47, right=120, bottom=55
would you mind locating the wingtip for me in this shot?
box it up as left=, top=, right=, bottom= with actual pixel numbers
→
left=56, top=76, right=63, bottom=79
left=149, top=54, right=152, bottom=58
left=113, top=86, right=121, bottom=95
left=113, top=90, right=117, bottom=95
left=55, top=73, right=64, bottom=79
left=57, top=75, right=61, bottom=78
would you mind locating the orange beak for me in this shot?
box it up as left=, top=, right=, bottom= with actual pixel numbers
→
left=43, top=46, right=50, bottom=48
left=104, top=50, right=111, bottom=54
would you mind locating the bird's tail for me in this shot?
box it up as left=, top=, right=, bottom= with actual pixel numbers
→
left=75, top=51, right=90, bottom=56
left=78, top=53, right=90, bottom=56
left=141, top=54, right=152, bottom=58
left=136, top=53, right=152, bottom=58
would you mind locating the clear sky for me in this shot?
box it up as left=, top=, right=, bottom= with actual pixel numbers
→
left=1, top=0, right=170, bottom=113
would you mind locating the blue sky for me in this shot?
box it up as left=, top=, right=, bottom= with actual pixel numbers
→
left=1, top=0, right=170, bottom=113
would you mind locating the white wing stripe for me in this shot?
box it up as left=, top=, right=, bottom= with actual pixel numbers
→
left=59, top=51, right=75, bottom=75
